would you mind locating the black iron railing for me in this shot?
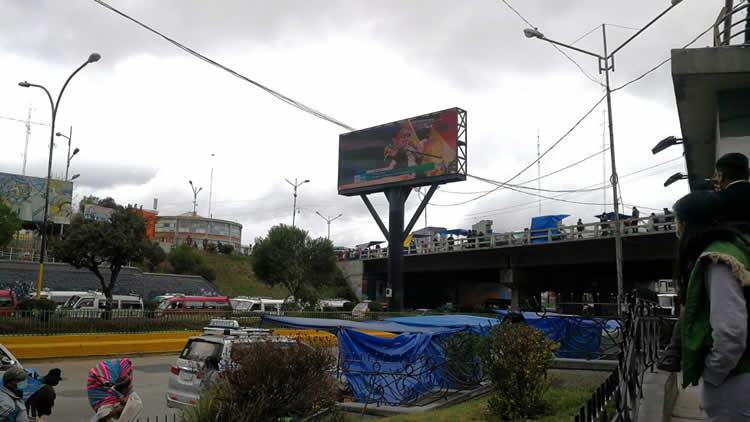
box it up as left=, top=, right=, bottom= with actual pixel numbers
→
left=714, top=1, right=750, bottom=46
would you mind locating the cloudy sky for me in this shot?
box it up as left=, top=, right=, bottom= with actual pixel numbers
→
left=0, top=0, right=721, bottom=246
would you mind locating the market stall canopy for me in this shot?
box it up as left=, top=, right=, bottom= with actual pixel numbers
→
left=440, top=229, right=469, bottom=236
left=260, top=315, right=451, bottom=334
left=355, top=241, right=385, bottom=250
left=530, top=215, right=569, bottom=244
left=381, top=315, right=500, bottom=335
left=595, top=212, right=630, bottom=220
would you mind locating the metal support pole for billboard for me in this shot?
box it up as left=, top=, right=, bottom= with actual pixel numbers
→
left=385, top=187, right=410, bottom=311
left=403, top=184, right=438, bottom=238
left=360, top=195, right=389, bottom=239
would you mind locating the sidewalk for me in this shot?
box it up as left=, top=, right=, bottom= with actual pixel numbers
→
left=670, top=377, right=705, bottom=421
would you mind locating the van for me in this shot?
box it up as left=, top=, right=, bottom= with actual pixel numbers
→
left=166, top=319, right=296, bottom=408
left=36, top=290, right=90, bottom=308
left=0, top=290, right=17, bottom=316
left=157, top=296, right=232, bottom=315
left=59, top=292, right=144, bottom=318
left=230, top=297, right=283, bottom=315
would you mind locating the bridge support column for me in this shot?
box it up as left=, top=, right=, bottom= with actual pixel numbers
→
left=500, top=268, right=525, bottom=311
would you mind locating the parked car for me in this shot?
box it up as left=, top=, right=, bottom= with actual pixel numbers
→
left=157, top=296, right=232, bottom=316
left=34, top=290, right=90, bottom=308
left=166, top=319, right=295, bottom=408
left=0, top=344, right=22, bottom=380
left=230, top=297, right=283, bottom=314
left=0, top=290, right=17, bottom=316
left=58, top=292, right=144, bottom=318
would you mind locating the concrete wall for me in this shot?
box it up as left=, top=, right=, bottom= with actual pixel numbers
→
left=337, top=260, right=364, bottom=301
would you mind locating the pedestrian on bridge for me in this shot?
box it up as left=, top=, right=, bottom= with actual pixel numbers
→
left=674, top=190, right=750, bottom=421
left=631, top=207, right=640, bottom=233
left=576, top=219, right=584, bottom=238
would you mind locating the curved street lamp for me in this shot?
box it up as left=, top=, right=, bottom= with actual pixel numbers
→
left=285, top=178, right=310, bottom=227
left=18, top=52, right=101, bottom=299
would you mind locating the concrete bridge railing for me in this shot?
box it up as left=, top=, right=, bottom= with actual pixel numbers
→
left=350, top=213, right=676, bottom=260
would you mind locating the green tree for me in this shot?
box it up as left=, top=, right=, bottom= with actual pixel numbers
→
left=168, top=243, right=203, bottom=274
left=0, top=200, right=22, bottom=248
left=252, top=224, right=337, bottom=306
left=54, top=204, right=150, bottom=311
left=143, top=241, right=167, bottom=272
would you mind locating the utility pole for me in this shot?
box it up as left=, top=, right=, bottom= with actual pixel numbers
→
left=189, top=180, right=202, bottom=216
left=285, top=178, right=310, bottom=227
left=22, top=107, right=32, bottom=175
left=523, top=1, right=683, bottom=314
left=208, top=153, right=215, bottom=219
left=316, top=212, right=343, bottom=240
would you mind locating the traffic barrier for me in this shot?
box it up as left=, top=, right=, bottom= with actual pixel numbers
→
left=0, top=329, right=397, bottom=359
left=0, top=331, right=201, bottom=359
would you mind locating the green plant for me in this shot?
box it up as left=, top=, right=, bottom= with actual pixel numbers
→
left=0, top=200, right=22, bottom=248
left=437, top=331, right=484, bottom=389
left=196, top=264, right=217, bottom=282
left=143, top=241, right=167, bottom=272
left=342, top=301, right=356, bottom=312
left=479, top=322, right=555, bottom=420
left=180, top=391, right=218, bottom=422
left=210, top=342, right=337, bottom=422
left=168, top=244, right=204, bottom=274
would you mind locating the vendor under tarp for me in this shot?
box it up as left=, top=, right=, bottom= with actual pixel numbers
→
left=260, top=315, right=450, bottom=334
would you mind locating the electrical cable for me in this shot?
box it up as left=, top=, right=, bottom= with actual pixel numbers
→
left=0, top=115, right=49, bottom=126
left=430, top=94, right=607, bottom=207
left=440, top=146, right=609, bottom=195
left=571, top=25, right=602, bottom=45
left=456, top=157, right=683, bottom=218
left=93, top=0, right=356, bottom=132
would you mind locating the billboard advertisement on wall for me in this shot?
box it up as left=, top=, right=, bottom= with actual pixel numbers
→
left=83, top=204, right=115, bottom=223
left=0, top=172, right=74, bottom=224
left=338, top=108, right=467, bottom=196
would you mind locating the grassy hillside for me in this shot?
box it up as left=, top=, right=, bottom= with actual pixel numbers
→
left=200, top=253, right=289, bottom=298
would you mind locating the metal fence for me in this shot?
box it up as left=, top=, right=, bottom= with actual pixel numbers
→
left=714, top=1, right=750, bottom=46
left=0, top=310, right=495, bottom=336
left=347, top=214, right=675, bottom=261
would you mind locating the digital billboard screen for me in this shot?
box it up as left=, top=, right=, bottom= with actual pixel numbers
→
left=0, top=172, right=74, bottom=224
left=338, top=108, right=466, bottom=196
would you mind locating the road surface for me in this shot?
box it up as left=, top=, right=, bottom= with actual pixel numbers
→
left=26, top=354, right=181, bottom=422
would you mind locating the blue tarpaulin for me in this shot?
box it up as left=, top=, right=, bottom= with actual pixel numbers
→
left=381, top=315, right=500, bottom=335
left=338, top=327, right=460, bottom=405
left=259, top=315, right=448, bottom=334
left=440, top=229, right=469, bottom=236
left=0, top=370, right=43, bottom=401
left=494, top=310, right=620, bottom=358
left=530, top=215, right=569, bottom=243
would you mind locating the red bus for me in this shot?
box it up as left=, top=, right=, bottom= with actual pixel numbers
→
left=0, top=290, right=18, bottom=317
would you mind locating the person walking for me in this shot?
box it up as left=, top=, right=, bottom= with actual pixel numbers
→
left=664, top=207, right=674, bottom=230
left=648, top=212, right=656, bottom=232
left=26, top=369, right=62, bottom=421
left=674, top=190, right=750, bottom=420
left=715, top=152, right=750, bottom=222
left=0, top=366, right=29, bottom=421
left=576, top=218, right=584, bottom=239
left=631, top=207, right=640, bottom=233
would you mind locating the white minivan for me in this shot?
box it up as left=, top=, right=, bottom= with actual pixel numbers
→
left=59, top=292, right=144, bottom=318
left=230, top=297, right=283, bottom=315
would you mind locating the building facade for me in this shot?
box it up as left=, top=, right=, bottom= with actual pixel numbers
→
left=154, top=213, right=242, bottom=250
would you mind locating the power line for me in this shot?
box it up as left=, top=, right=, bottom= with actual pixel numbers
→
left=431, top=94, right=607, bottom=207
left=0, top=115, right=49, bottom=126
left=93, top=0, right=356, bottom=132
left=571, top=25, right=602, bottom=45
left=611, top=20, right=715, bottom=93
left=441, top=146, right=610, bottom=195
left=605, top=23, right=641, bottom=31
left=457, top=157, right=683, bottom=218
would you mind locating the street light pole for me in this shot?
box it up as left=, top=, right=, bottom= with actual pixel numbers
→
left=189, top=180, right=203, bottom=216
left=523, top=1, right=681, bottom=314
left=18, top=52, right=100, bottom=300
left=56, top=126, right=79, bottom=181
left=285, top=178, right=310, bottom=227
left=208, top=153, right=215, bottom=219
left=316, top=212, right=343, bottom=240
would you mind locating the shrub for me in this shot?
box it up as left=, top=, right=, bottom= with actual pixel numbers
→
left=209, top=341, right=337, bottom=421
left=195, top=264, right=217, bottom=282
left=17, top=298, right=58, bottom=321
left=479, top=322, right=555, bottom=420
left=219, top=243, right=234, bottom=255
left=342, top=301, right=356, bottom=312
left=437, top=331, right=484, bottom=389
left=206, top=243, right=218, bottom=254
left=168, top=244, right=203, bottom=274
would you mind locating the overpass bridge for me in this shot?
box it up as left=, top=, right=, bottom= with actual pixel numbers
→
left=339, top=216, right=677, bottom=312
